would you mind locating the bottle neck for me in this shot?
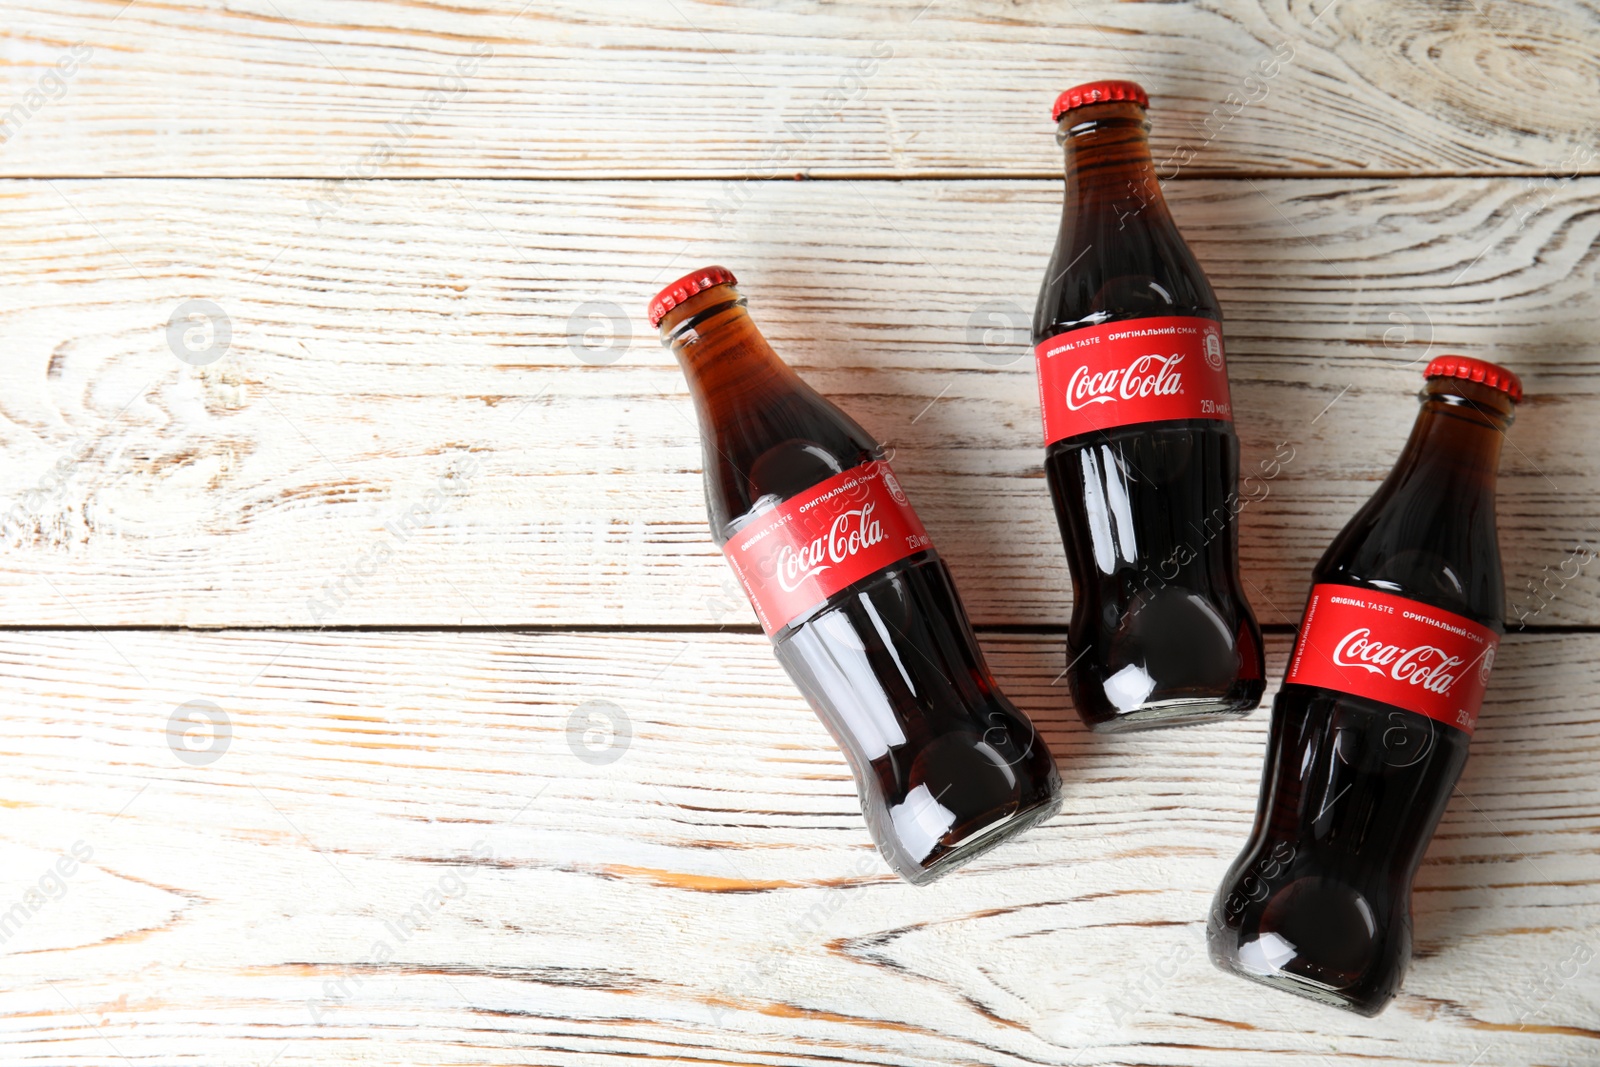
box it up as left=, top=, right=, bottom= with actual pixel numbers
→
left=1058, top=103, right=1170, bottom=231
left=657, top=282, right=879, bottom=533
left=1322, top=375, right=1515, bottom=626
left=658, top=283, right=799, bottom=410
left=1036, top=102, right=1216, bottom=339
left=1390, top=378, right=1514, bottom=490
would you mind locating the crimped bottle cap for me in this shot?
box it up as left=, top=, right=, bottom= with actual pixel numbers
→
left=1424, top=355, right=1523, bottom=404
left=1052, top=79, right=1148, bottom=121
left=649, top=266, right=738, bottom=328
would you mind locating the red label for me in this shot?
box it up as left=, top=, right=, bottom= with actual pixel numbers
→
left=722, top=461, right=933, bottom=636
left=1285, top=584, right=1500, bottom=735
left=1034, top=315, right=1233, bottom=446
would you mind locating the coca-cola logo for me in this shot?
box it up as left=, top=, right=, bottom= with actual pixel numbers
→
left=1063, top=353, right=1184, bottom=412
left=775, top=502, right=885, bottom=592
left=1332, top=627, right=1463, bottom=696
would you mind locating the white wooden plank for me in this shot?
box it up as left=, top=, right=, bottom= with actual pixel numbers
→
left=0, top=1, right=1596, bottom=178
left=0, top=629, right=1593, bottom=1064
left=0, top=177, right=1593, bottom=626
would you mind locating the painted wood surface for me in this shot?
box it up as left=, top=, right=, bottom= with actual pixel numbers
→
left=0, top=630, right=1595, bottom=1066
left=0, top=1, right=1596, bottom=178
left=0, top=177, right=1594, bottom=627
left=1, top=3, right=1597, bottom=1065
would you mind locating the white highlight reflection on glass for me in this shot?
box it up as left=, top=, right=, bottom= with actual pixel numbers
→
left=890, top=783, right=957, bottom=861
left=1100, top=444, right=1138, bottom=565
left=1080, top=447, right=1116, bottom=574
left=795, top=611, right=908, bottom=759
left=974, top=741, right=1019, bottom=791
left=1104, top=662, right=1157, bottom=711
left=860, top=591, right=916, bottom=698
left=1185, top=592, right=1234, bottom=647
left=1238, top=932, right=1298, bottom=975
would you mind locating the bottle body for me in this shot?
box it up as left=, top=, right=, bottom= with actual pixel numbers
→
left=1033, top=86, right=1263, bottom=731
left=656, top=269, right=1060, bottom=884
left=774, top=551, right=1061, bottom=881
left=1209, top=367, right=1519, bottom=1014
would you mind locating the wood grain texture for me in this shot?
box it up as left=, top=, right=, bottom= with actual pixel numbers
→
left=0, top=0, right=1597, bottom=178
left=0, top=629, right=1594, bottom=1065
left=4, top=6, right=1598, bottom=1064
left=0, top=176, right=1594, bottom=626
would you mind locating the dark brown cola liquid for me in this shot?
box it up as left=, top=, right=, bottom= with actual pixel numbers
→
left=1033, top=95, right=1264, bottom=730
left=660, top=276, right=1060, bottom=884
left=1209, top=374, right=1515, bottom=1015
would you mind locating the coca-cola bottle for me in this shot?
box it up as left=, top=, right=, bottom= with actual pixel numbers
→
left=1032, top=80, right=1264, bottom=731
left=1208, top=357, right=1523, bottom=1015
left=652, top=266, right=1061, bottom=884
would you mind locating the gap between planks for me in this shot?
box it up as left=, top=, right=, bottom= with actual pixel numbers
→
left=0, top=623, right=1590, bottom=635
left=2, top=170, right=1597, bottom=182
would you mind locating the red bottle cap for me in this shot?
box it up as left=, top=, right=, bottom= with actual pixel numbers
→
left=1424, top=355, right=1523, bottom=404
left=1052, top=79, right=1149, bottom=121
left=648, top=265, right=738, bottom=328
